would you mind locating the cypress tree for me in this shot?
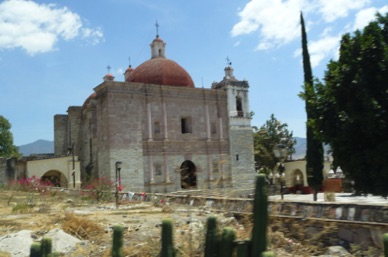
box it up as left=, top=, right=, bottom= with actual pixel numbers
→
left=300, top=12, right=324, bottom=201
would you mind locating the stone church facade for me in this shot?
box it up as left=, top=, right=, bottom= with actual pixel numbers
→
left=54, top=34, right=255, bottom=193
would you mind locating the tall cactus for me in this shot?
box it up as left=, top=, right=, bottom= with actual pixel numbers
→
left=40, top=237, right=52, bottom=257
left=204, top=216, right=218, bottom=257
left=218, top=227, right=236, bottom=257
left=30, top=242, right=41, bottom=257
left=112, top=225, right=124, bottom=257
left=251, top=174, right=269, bottom=257
left=161, top=218, right=175, bottom=257
left=236, top=240, right=251, bottom=257
left=384, top=233, right=388, bottom=257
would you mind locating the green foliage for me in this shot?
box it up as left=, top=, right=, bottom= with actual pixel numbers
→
left=204, top=216, right=218, bottom=257
left=311, top=12, right=388, bottom=196
left=112, top=225, right=124, bottom=257
left=161, top=218, right=175, bottom=257
left=0, top=115, right=20, bottom=158
left=251, top=174, right=268, bottom=257
left=300, top=12, right=324, bottom=200
left=218, top=227, right=236, bottom=257
left=253, top=114, right=296, bottom=171
left=384, top=233, right=388, bottom=257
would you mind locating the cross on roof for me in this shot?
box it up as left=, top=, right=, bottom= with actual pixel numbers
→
left=226, top=57, right=232, bottom=66
left=155, top=20, right=159, bottom=37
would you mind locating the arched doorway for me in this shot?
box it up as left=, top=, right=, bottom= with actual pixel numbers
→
left=180, top=160, right=197, bottom=189
left=41, top=170, right=67, bottom=187
left=293, top=169, right=304, bottom=187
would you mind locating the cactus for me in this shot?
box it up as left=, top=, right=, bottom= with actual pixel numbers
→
left=30, top=242, right=41, bottom=257
left=218, top=227, right=236, bottom=257
left=161, top=218, right=175, bottom=257
left=204, top=216, right=218, bottom=257
left=112, top=225, right=124, bottom=257
left=236, top=240, right=251, bottom=257
left=384, top=233, right=388, bottom=257
left=261, top=251, right=275, bottom=257
left=40, top=237, right=52, bottom=257
left=251, top=174, right=269, bottom=257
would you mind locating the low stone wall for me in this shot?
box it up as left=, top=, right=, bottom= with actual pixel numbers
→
left=155, top=194, right=388, bottom=224
left=150, top=193, right=388, bottom=249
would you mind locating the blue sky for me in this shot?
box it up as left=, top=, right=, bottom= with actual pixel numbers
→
left=1, top=0, right=387, bottom=146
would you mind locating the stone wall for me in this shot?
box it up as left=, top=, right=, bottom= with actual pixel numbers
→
left=0, top=158, right=17, bottom=185
left=151, top=193, right=388, bottom=249
left=0, top=158, right=7, bottom=185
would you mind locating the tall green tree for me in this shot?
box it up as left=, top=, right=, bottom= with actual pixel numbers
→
left=312, top=13, right=388, bottom=196
left=253, top=114, right=295, bottom=172
left=0, top=115, right=20, bottom=158
left=299, top=12, right=324, bottom=201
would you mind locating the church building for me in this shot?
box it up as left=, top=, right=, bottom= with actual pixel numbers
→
left=54, top=33, right=255, bottom=193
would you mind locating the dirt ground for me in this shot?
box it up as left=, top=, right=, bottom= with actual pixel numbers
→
left=0, top=189, right=376, bottom=257
left=0, top=190, right=253, bottom=257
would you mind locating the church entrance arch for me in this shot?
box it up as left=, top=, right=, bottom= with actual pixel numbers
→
left=293, top=169, right=304, bottom=186
left=41, top=170, right=67, bottom=187
left=180, top=160, right=197, bottom=189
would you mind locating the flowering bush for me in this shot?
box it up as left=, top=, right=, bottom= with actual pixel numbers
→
left=82, top=177, right=115, bottom=202
left=7, top=176, right=53, bottom=194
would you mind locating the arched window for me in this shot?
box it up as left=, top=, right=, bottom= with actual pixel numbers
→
left=236, top=97, right=243, bottom=117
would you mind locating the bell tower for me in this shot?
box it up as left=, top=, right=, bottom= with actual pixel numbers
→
left=212, top=61, right=255, bottom=189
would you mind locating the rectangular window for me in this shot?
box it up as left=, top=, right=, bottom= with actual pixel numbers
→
left=212, top=160, right=219, bottom=173
left=154, top=163, right=162, bottom=176
left=154, top=121, right=160, bottom=134
left=211, top=122, right=217, bottom=135
left=181, top=117, right=192, bottom=134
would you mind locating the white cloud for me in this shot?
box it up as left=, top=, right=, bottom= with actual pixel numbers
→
left=231, top=0, right=306, bottom=50
left=317, top=0, right=370, bottom=22
left=309, top=35, right=340, bottom=67
left=231, top=0, right=385, bottom=67
left=353, top=5, right=388, bottom=30
left=0, top=0, right=103, bottom=55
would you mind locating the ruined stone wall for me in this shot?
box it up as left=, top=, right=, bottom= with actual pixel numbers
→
left=0, top=158, right=6, bottom=185
left=0, top=157, right=19, bottom=185
left=150, top=193, right=388, bottom=249
left=54, top=115, right=68, bottom=156
left=67, top=106, right=82, bottom=155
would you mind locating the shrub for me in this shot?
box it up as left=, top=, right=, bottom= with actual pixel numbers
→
left=82, top=177, right=115, bottom=202
left=7, top=176, right=53, bottom=194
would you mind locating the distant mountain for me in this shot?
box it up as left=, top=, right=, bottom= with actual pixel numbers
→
left=293, top=137, right=307, bottom=160
left=16, top=137, right=326, bottom=160
left=18, top=139, right=54, bottom=156
left=292, top=137, right=331, bottom=160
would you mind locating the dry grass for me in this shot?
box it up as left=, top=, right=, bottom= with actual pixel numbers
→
left=61, top=212, right=105, bottom=241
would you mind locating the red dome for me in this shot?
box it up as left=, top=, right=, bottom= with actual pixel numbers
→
left=126, top=58, right=195, bottom=88
left=83, top=92, right=96, bottom=107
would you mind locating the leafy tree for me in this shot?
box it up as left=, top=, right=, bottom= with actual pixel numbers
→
left=312, top=13, right=388, bottom=196
left=253, top=114, right=295, bottom=173
left=0, top=115, right=20, bottom=158
left=299, top=12, right=324, bottom=201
